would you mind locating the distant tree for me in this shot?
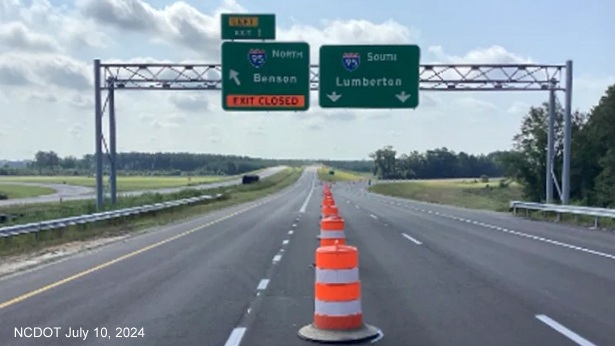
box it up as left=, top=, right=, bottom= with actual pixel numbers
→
left=369, top=145, right=397, bottom=179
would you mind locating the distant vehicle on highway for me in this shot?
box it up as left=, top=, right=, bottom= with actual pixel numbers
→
left=242, top=174, right=260, bottom=184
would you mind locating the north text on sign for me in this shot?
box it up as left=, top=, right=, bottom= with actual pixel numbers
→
left=272, top=50, right=304, bottom=59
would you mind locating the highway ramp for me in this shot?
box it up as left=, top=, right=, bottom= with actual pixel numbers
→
left=1, top=170, right=614, bottom=345
left=0, top=166, right=286, bottom=207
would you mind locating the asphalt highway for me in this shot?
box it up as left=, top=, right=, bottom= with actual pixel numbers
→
left=1, top=170, right=614, bottom=346
left=0, top=166, right=286, bottom=207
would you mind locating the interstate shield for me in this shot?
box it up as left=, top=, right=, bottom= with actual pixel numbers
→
left=248, top=49, right=266, bottom=68
left=342, top=52, right=360, bottom=72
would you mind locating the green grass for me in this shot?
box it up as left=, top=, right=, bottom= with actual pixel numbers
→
left=0, top=167, right=303, bottom=256
left=0, top=183, right=56, bottom=199
left=318, top=167, right=369, bottom=182
left=369, top=177, right=523, bottom=212
left=0, top=175, right=227, bottom=192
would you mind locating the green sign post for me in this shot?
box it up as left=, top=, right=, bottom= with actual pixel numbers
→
left=319, top=45, right=420, bottom=109
left=221, top=41, right=310, bottom=111
left=220, top=14, right=276, bottom=40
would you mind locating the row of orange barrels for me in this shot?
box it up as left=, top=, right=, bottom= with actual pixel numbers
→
left=298, top=183, right=382, bottom=343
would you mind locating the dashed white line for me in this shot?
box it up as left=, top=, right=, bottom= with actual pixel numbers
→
left=282, top=239, right=289, bottom=245
left=355, top=205, right=360, bottom=209
left=272, top=254, right=282, bottom=263
left=224, top=327, right=247, bottom=346
left=257, top=279, right=269, bottom=290
left=288, top=230, right=294, bottom=235
left=292, top=223, right=297, bottom=228
left=535, top=315, right=597, bottom=346
left=402, top=233, right=422, bottom=245
left=369, top=214, right=378, bottom=220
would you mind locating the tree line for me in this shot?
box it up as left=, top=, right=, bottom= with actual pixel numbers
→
left=367, top=146, right=505, bottom=180
left=498, top=84, right=615, bottom=207
left=0, top=152, right=312, bottom=176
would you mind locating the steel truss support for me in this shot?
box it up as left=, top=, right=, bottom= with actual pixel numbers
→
left=94, top=60, right=573, bottom=210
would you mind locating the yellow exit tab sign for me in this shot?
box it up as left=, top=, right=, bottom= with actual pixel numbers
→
left=221, top=14, right=276, bottom=40
left=229, top=16, right=259, bottom=27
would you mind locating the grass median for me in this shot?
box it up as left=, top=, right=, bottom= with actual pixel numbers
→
left=369, top=178, right=523, bottom=212
left=0, top=175, right=229, bottom=192
left=0, top=167, right=303, bottom=256
left=317, top=167, right=370, bottom=182
left=0, top=184, right=56, bottom=199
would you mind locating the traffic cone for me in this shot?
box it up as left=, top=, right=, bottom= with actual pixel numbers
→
left=322, top=195, right=335, bottom=207
left=319, top=215, right=346, bottom=246
left=322, top=204, right=339, bottom=218
left=299, top=243, right=381, bottom=343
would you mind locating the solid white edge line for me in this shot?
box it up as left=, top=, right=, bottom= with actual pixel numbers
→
left=398, top=197, right=615, bottom=261
left=535, top=315, right=597, bottom=346
left=402, top=233, right=422, bottom=245
left=299, top=174, right=316, bottom=213
left=224, top=327, right=247, bottom=346
left=257, top=279, right=270, bottom=290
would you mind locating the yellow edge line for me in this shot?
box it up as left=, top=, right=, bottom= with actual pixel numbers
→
left=0, top=200, right=270, bottom=310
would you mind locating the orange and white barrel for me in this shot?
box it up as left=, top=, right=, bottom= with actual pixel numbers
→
left=314, top=244, right=362, bottom=330
left=298, top=244, right=380, bottom=342
left=320, top=215, right=346, bottom=247
left=321, top=204, right=339, bottom=218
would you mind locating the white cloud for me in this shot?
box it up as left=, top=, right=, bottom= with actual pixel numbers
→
left=0, top=52, right=91, bottom=90
left=0, top=21, right=58, bottom=52
left=0, top=0, right=611, bottom=161
left=68, top=123, right=85, bottom=138
left=169, top=93, right=214, bottom=112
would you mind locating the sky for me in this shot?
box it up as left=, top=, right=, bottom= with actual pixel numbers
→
left=0, top=0, right=613, bottom=161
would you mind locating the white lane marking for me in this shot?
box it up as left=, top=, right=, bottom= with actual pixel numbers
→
left=224, top=327, right=247, bottom=346
left=272, top=254, right=282, bottom=263
left=355, top=205, right=360, bottom=209
left=369, top=214, right=378, bottom=220
left=257, top=279, right=270, bottom=290
left=505, top=229, right=615, bottom=260
left=282, top=240, right=289, bottom=245
left=292, top=223, right=297, bottom=227
left=536, top=315, right=597, bottom=346
left=288, top=230, right=294, bottom=235
left=376, top=196, right=615, bottom=262
left=299, top=178, right=315, bottom=213
left=402, top=233, right=422, bottom=245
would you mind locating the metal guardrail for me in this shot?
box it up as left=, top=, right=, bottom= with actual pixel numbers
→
left=509, top=201, right=615, bottom=227
left=0, top=193, right=224, bottom=239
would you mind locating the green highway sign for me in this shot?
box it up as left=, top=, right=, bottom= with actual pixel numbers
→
left=318, top=45, right=420, bottom=109
left=221, top=41, right=310, bottom=111
left=220, top=14, right=276, bottom=40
